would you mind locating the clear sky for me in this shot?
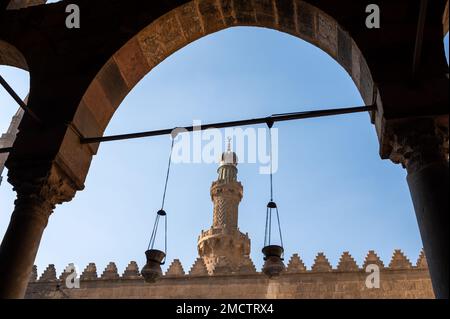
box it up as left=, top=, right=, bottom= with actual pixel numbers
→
left=1, top=25, right=449, bottom=277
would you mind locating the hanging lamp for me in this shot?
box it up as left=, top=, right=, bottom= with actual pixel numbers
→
left=262, top=121, right=285, bottom=278
left=141, top=131, right=177, bottom=283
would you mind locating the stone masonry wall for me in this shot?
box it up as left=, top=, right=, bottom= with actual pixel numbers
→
left=25, top=250, right=434, bottom=299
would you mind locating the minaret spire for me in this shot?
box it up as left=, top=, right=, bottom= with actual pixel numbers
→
left=197, top=139, right=251, bottom=274
left=217, top=137, right=238, bottom=183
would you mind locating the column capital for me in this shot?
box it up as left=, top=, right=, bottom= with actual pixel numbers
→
left=7, top=161, right=78, bottom=225
left=383, top=116, right=449, bottom=174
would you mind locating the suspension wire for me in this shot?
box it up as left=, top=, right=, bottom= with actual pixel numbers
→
left=276, top=207, right=284, bottom=251
left=264, top=121, right=277, bottom=247
left=148, top=214, right=160, bottom=250
left=163, top=211, right=168, bottom=264
left=161, top=137, right=175, bottom=210
left=268, top=123, right=274, bottom=201
left=268, top=206, right=272, bottom=246
left=265, top=120, right=284, bottom=249
left=264, top=207, right=270, bottom=246
left=147, top=133, right=177, bottom=254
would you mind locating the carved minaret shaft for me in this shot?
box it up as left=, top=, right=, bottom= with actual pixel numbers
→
left=0, top=108, right=24, bottom=186
left=198, top=141, right=251, bottom=274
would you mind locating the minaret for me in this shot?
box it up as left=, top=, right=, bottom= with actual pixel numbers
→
left=0, top=108, right=24, bottom=186
left=198, top=138, right=251, bottom=274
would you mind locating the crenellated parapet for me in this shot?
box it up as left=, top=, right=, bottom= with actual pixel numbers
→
left=166, top=259, right=185, bottom=277
left=237, top=256, right=257, bottom=274
left=188, top=258, right=209, bottom=277
left=416, top=250, right=428, bottom=269
left=389, top=250, right=413, bottom=270
left=29, top=249, right=430, bottom=284
left=337, top=252, right=359, bottom=272
left=39, top=264, right=57, bottom=282
left=29, top=265, right=38, bottom=283
left=101, top=262, right=120, bottom=280
left=286, top=254, right=307, bottom=273
left=26, top=250, right=434, bottom=299
left=122, top=261, right=141, bottom=279
left=80, top=263, right=98, bottom=281
left=363, top=250, right=385, bottom=269
left=311, top=253, right=333, bottom=272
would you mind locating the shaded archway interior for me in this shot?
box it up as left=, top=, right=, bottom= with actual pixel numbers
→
left=0, top=0, right=447, bottom=299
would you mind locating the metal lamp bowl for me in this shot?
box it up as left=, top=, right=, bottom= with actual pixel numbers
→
left=141, top=249, right=166, bottom=283
left=262, top=245, right=284, bottom=260
left=262, top=245, right=285, bottom=278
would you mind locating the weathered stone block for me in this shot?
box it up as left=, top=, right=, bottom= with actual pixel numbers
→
left=176, top=1, right=205, bottom=40
left=96, top=59, right=128, bottom=110
left=359, top=55, right=374, bottom=105
left=81, top=78, right=115, bottom=132
left=317, top=13, right=338, bottom=58
left=157, top=11, right=187, bottom=54
left=220, top=0, right=236, bottom=26
left=233, top=0, right=256, bottom=24
left=338, top=27, right=353, bottom=73
left=351, top=41, right=361, bottom=88
left=254, top=0, right=275, bottom=27
left=198, top=0, right=226, bottom=34
left=296, top=1, right=316, bottom=41
left=113, top=37, right=150, bottom=89
left=138, top=29, right=168, bottom=67
left=275, top=0, right=296, bottom=34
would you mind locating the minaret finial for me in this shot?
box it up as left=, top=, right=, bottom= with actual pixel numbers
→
left=227, top=137, right=232, bottom=152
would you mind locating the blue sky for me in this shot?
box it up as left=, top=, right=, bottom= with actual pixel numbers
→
left=1, top=27, right=448, bottom=277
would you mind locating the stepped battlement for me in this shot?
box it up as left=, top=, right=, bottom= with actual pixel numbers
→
left=29, top=249, right=428, bottom=283
left=25, top=249, right=433, bottom=299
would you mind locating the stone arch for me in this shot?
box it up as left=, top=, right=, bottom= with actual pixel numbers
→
left=0, top=40, right=28, bottom=70
left=6, top=0, right=47, bottom=10
left=73, top=0, right=375, bottom=147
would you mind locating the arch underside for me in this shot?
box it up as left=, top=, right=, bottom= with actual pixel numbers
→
left=0, top=40, right=28, bottom=70
left=6, top=0, right=46, bottom=10
left=74, top=0, right=375, bottom=155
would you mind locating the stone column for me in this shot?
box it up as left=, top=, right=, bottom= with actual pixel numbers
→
left=385, top=117, right=449, bottom=299
left=0, top=163, right=76, bottom=299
